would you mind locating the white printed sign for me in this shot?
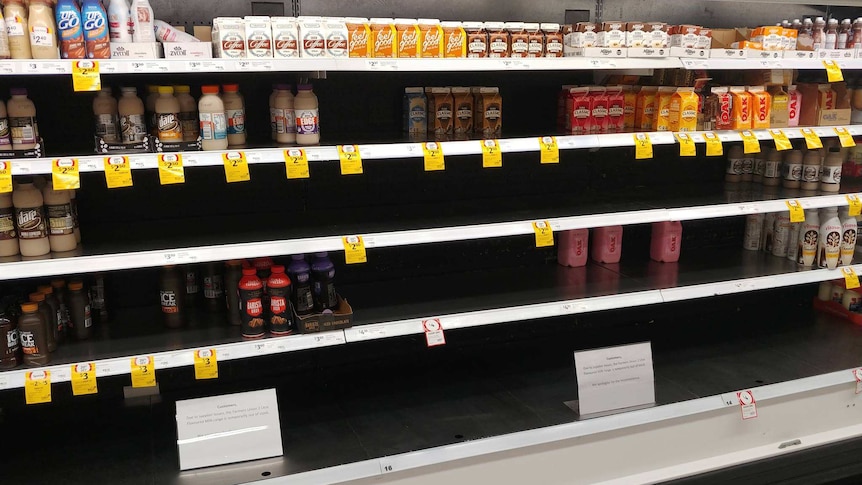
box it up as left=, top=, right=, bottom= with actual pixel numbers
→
left=574, top=342, right=655, bottom=416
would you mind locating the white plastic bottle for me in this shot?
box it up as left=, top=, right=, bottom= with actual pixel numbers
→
left=13, top=178, right=50, bottom=257
left=0, top=8, right=12, bottom=59
left=222, top=84, right=246, bottom=147
left=130, top=0, right=154, bottom=42
left=797, top=209, right=820, bottom=267
left=43, top=182, right=77, bottom=252
left=198, top=85, right=227, bottom=151
left=294, top=84, right=319, bottom=145
left=840, top=207, right=857, bottom=266
left=8, top=87, right=37, bottom=151
left=153, top=20, right=198, bottom=43
left=273, top=84, right=296, bottom=144
left=108, top=0, right=133, bottom=42
left=819, top=207, right=842, bottom=269
left=0, top=191, right=18, bottom=257
left=5, top=0, right=31, bottom=60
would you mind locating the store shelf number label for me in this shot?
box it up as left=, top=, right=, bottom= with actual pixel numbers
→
left=738, top=390, right=757, bottom=420
left=194, top=349, right=219, bottom=380
left=835, top=127, right=856, bottom=148
left=284, top=149, right=310, bottom=179
left=158, top=154, right=185, bottom=185
left=423, top=319, right=446, bottom=347
left=130, top=356, right=156, bottom=388
left=0, top=160, right=11, bottom=193
left=72, top=60, right=101, bottom=92
left=423, top=142, right=445, bottom=171
left=532, top=220, right=554, bottom=248
left=25, top=370, right=51, bottom=405
left=634, top=133, right=653, bottom=159
left=848, top=195, right=862, bottom=217
left=740, top=131, right=760, bottom=154
left=703, top=132, right=723, bottom=157
left=843, top=268, right=860, bottom=290
left=769, top=129, right=792, bottom=151
left=539, top=136, right=559, bottom=164
left=52, top=158, right=80, bottom=190
left=222, top=151, right=251, bottom=183
left=800, top=128, right=823, bottom=150
left=342, top=235, right=367, bottom=264
left=71, top=362, right=98, bottom=396
left=338, top=145, right=363, bottom=175
left=785, top=200, right=805, bottom=223
left=482, top=139, right=502, bottom=168
left=104, top=156, right=133, bottom=188
left=823, top=60, right=844, bottom=83
left=675, top=133, right=696, bottom=157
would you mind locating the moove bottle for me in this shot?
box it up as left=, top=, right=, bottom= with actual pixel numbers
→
left=783, top=149, right=803, bottom=189
left=38, top=284, right=64, bottom=344
left=173, top=85, right=199, bottom=142
left=311, top=252, right=338, bottom=311
left=273, top=84, right=296, bottom=144
left=821, top=147, right=843, bottom=192
left=56, top=0, right=85, bottom=59
left=13, top=177, right=49, bottom=257
left=591, top=226, right=623, bottom=264
left=743, top=213, right=763, bottom=251
left=650, top=221, right=682, bottom=263
left=238, top=267, right=265, bottom=338
left=8, top=87, right=38, bottom=150
left=840, top=207, right=857, bottom=266
left=5, top=0, right=31, bottom=60
left=29, top=292, right=55, bottom=352
left=224, top=260, right=243, bottom=326
left=558, top=228, right=589, bottom=267
left=267, top=265, right=293, bottom=335
left=93, top=87, right=119, bottom=143
left=202, top=263, right=224, bottom=312
left=287, top=254, right=314, bottom=315
left=118, top=87, right=146, bottom=143
left=68, top=281, right=92, bottom=339
left=43, top=182, right=77, bottom=252
left=28, top=0, right=59, bottom=59
left=198, top=85, right=228, bottom=150
left=0, top=192, right=18, bottom=256
left=797, top=209, right=820, bottom=266
left=819, top=207, right=842, bottom=269
left=222, top=84, right=246, bottom=147
left=159, top=265, right=184, bottom=328
left=295, top=84, right=320, bottom=145
left=155, top=86, right=183, bottom=143
left=18, top=302, right=49, bottom=366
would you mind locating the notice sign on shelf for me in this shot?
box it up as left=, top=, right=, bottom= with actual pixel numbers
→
left=573, top=342, right=655, bottom=417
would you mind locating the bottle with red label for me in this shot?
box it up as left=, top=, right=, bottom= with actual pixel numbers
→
left=238, top=267, right=265, bottom=338
left=159, top=265, right=184, bottom=328
left=267, top=265, right=293, bottom=335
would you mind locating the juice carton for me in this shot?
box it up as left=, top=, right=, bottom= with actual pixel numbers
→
left=345, top=18, right=370, bottom=57
left=569, top=86, right=592, bottom=135
left=729, top=86, right=752, bottom=130
left=369, top=18, right=396, bottom=58
left=748, top=86, right=771, bottom=129
left=606, top=86, right=625, bottom=133
left=395, top=18, right=419, bottom=58
left=654, top=86, right=676, bottom=132
left=441, top=21, right=466, bottom=57
left=590, top=87, right=609, bottom=134
left=418, top=19, right=442, bottom=58
left=635, top=86, right=658, bottom=131
left=669, top=87, right=699, bottom=132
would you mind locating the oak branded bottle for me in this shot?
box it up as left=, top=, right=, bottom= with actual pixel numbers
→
left=159, top=265, right=184, bottom=328
left=238, top=267, right=265, bottom=338
left=68, top=281, right=92, bottom=339
left=267, top=265, right=293, bottom=335
left=19, top=302, right=50, bottom=366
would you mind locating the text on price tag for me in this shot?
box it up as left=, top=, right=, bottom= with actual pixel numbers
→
left=675, top=133, right=696, bottom=157
left=342, top=235, right=367, bottom=264
left=422, top=142, right=445, bottom=171
left=786, top=200, right=805, bottom=223
left=52, top=158, right=80, bottom=190
left=71, top=362, right=98, bottom=396
left=740, top=131, right=761, bottom=154
left=158, top=154, right=185, bottom=185
left=738, top=390, right=757, bottom=420
left=222, top=151, right=250, bottom=183
left=194, top=349, right=219, bottom=380
left=284, top=149, right=309, bottom=179
left=25, top=370, right=51, bottom=404
left=634, top=133, right=653, bottom=159
left=104, top=156, right=132, bottom=188
left=539, top=136, right=559, bottom=164
left=823, top=60, right=844, bottom=83
left=338, top=145, right=363, bottom=175
left=423, top=319, right=446, bottom=347
left=130, top=356, right=156, bottom=388
left=853, top=369, right=862, bottom=394
left=843, top=267, right=860, bottom=290
left=769, top=129, right=792, bottom=151
left=847, top=195, right=862, bottom=216
left=532, top=220, right=554, bottom=247
left=801, top=128, right=823, bottom=150
left=0, top=160, right=11, bottom=193
left=835, top=127, right=856, bottom=148
left=72, top=60, right=101, bottom=92
left=704, top=132, right=723, bottom=157
left=482, top=139, right=502, bottom=168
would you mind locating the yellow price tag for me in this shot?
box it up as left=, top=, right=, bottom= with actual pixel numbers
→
left=25, top=370, right=51, bottom=404
left=675, top=133, right=696, bottom=157
left=103, top=156, right=132, bottom=188
left=52, top=158, right=80, bottom=190
left=823, top=60, right=844, bottom=83
left=423, top=142, right=445, bottom=171
left=284, top=148, right=310, bottom=179
left=769, top=129, right=792, bottom=151
left=338, top=145, right=363, bottom=175
left=844, top=267, right=861, bottom=289
left=740, top=131, right=761, bottom=154
left=835, top=127, right=856, bottom=148
left=0, top=160, right=11, bottom=193
left=130, top=356, right=156, bottom=388
left=532, top=221, right=554, bottom=247
left=847, top=195, right=862, bottom=217
left=800, top=128, right=823, bottom=150
left=342, top=235, right=367, bottom=264
left=786, top=200, right=805, bottom=223
left=194, top=349, right=218, bottom=380
left=539, top=136, right=559, bottom=164
left=222, top=151, right=250, bottom=183
left=158, top=154, right=185, bottom=185
left=634, top=133, right=653, bottom=159
left=72, top=60, right=101, bottom=92
left=704, top=132, right=724, bottom=157
left=481, top=139, right=502, bottom=168
left=71, top=362, right=98, bottom=396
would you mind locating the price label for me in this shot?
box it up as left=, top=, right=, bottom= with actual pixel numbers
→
left=843, top=267, right=861, bottom=290
left=786, top=200, right=805, bottom=223
left=769, top=129, right=792, bottom=151
left=423, top=142, right=445, bottom=171
left=52, top=158, right=80, bottom=190
left=130, top=356, right=156, bottom=388
left=532, top=220, right=554, bottom=247
left=338, top=145, right=363, bottom=175
left=823, top=59, right=844, bottom=82
left=704, top=132, right=724, bottom=157
left=284, top=149, right=310, bottom=179
left=539, top=136, right=559, bottom=164
left=675, top=133, right=696, bottom=157
left=481, top=139, right=502, bottom=168
left=103, top=156, right=133, bottom=188
left=423, top=319, right=446, bottom=347
left=71, top=362, right=97, bottom=396
left=194, top=349, right=218, bottom=380
left=72, top=60, right=101, bottom=92
left=835, top=127, right=856, bottom=148
left=158, top=154, right=185, bottom=185
left=800, top=128, right=823, bottom=150
left=634, top=133, right=653, bottom=159
left=740, top=131, right=761, bottom=154
left=222, top=151, right=250, bottom=183
left=342, top=235, right=367, bottom=264
left=738, top=390, right=757, bottom=420
left=25, top=370, right=51, bottom=404
left=847, top=195, right=862, bottom=216
left=0, top=160, right=11, bottom=193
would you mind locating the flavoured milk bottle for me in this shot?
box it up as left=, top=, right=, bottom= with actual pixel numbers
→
left=650, top=221, right=682, bottom=263
left=93, top=87, right=119, bottom=143
left=0, top=192, right=18, bottom=257
left=273, top=85, right=296, bottom=144
left=295, top=84, right=319, bottom=145
left=222, top=84, right=246, bottom=147
left=155, top=85, right=183, bottom=143
left=13, top=177, right=50, bottom=257
left=558, top=229, right=589, bottom=267
left=43, top=182, right=76, bottom=253
left=840, top=207, right=857, bottom=266
left=28, top=0, right=59, bottom=59
left=198, top=85, right=227, bottom=150
left=8, top=88, right=37, bottom=150
left=819, top=207, right=842, bottom=269
left=56, top=0, right=85, bottom=59
left=5, top=0, right=30, bottom=60
left=118, top=87, right=146, bottom=143
left=173, top=85, right=199, bottom=142
left=82, top=0, right=110, bottom=59
left=0, top=8, right=11, bottom=59
left=108, top=0, right=132, bottom=42
left=0, top=99, right=12, bottom=150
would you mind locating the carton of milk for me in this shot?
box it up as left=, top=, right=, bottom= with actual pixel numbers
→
left=271, top=17, right=299, bottom=58
left=298, top=17, right=326, bottom=58
left=324, top=18, right=349, bottom=58
left=244, top=16, right=273, bottom=58
left=212, top=17, right=247, bottom=58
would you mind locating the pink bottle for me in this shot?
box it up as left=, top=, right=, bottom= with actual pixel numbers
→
left=650, top=221, right=683, bottom=263
left=591, top=226, right=623, bottom=264
left=558, top=229, right=589, bottom=267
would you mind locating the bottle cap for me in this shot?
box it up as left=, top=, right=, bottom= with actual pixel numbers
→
left=173, top=85, right=191, bottom=94
left=223, top=84, right=239, bottom=92
left=291, top=254, right=305, bottom=260
left=10, top=87, right=27, bottom=96
left=51, top=279, right=66, bottom=289
left=20, top=302, right=38, bottom=313
left=297, top=84, right=313, bottom=91
left=271, top=265, right=286, bottom=273
left=158, top=86, right=174, bottom=95
left=29, top=292, right=45, bottom=302
left=201, top=85, right=220, bottom=95
left=68, top=281, right=84, bottom=291
left=38, top=285, right=53, bottom=295
left=242, top=268, right=257, bottom=276
left=148, top=85, right=159, bottom=93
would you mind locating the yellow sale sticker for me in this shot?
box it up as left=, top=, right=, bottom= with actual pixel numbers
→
left=423, top=142, right=445, bottom=171
left=843, top=267, right=860, bottom=290
left=103, top=156, right=133, bottom=188
left=800, top=128, right=823, bottom=150
left=157, top=154, right=185, bottom=185
left=71, top=362, right=98, bottom=396
left=532, top=221, right=554, bottom=247
left=194, top=349, right=218, bottom=380
left=823, top=60, right=844, bottom=83
left=0, top=160, right=11, bottom=193
left=634, top=133, right=653, bottom=159
left=835, top=127, right=856, bottom=148
left=539, top=136, right=559, bottom=164
left=52, top=158, right=80, bottom=190
left=72, top=60, right=101, bottom=92
left=130, top=356, right=156, bottom=388
left=847, top=195, right=862, bottom=217
left=284, top=149, right=310, bottom=179
left=222, top=151, right=250, bottom=183
left=786, top=200, right=805, bottom=223
left=342, top=235, right=367, bottom=264
left=675, top=133, right=696, bottom=157
left=769, top=129, right=792, bottom=151
left=703, top=132, right=723, bottom=157
left=740, top=131, right=760, bottom=154
left=482, top=139, right=502, bottom=168
left=25, top=370, right=51, bottom=404
left=338, top=145, right=363, bottom=175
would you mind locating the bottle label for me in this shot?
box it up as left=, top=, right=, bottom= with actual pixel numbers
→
left=157, top=113, right=183, bottom=141
left=764, top=160, right=781, bottom=178
left=802, top=164, right=820, bottom=183
left=821, top=165, right=842, bottom=185
left=0, top=206, right=15, bottom=241
left=15, top=206, right=47, bottom=239
left=95, top=114, right=117, bottom=140
left=268, top=285, right=293, bottom=335
left=160, top=290, right=178, bottom=314
left=239, top=286, right=265, bottom=336
left=292, top=283, right=314, bottom=314
left=19, top=330, right=37, bottom=354
left=120, top=114, right=146, bottom=143
left=179, top=111, right=199, bottom=139
left=10, top=116, right=36, bottom=145
left=199, top=112, right=227, bottom=141
left=185, top=271, right=199, bottom=294
left=4, top=326, right=19, bottom=355
left=203, top=275, right=224, bottom=299
left=726, top=157, right=743, bottom=175
left=84, top=304, right=92, bottom=328
left=226, top=108, right=246, bottom=135
left=6, top=20, right=25, bottom=37
left=784, top=163, right=802, bottom=181
left=30, top=26, right=53, bottom=47
left=273, top=108, right=285, bottom=133
left=46, top=203, right=74, bottom=236
left=296, top=108, right=319, bottom=135
left=0, top=118, right=10, bottom=145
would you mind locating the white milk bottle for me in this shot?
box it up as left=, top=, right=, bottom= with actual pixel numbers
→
left=155, top=86, right=183, bottom=143
left=0, top=99, right=12, bottom=150
left=8, top=88, right=37, bottom=150
left=43, top=182, right=76, bottom=252
left=222, top=84, right=246, bottom=147
left=5, top=0, right=31, bottom=60
left=274, top=85, right=295, bottom=144
left=0, top=8, right=12, bottom=59
left=0, top=191, right=18, bottom=257
left=118, top=87, right=146, bottom=143
left=198, top=85, right=228, bottom=151
left=108, top=0, right=132, bottom=42
left=295, top=84, right=319, bottom=145
left=130, top=0, right=154, bottom=42
left=840, top=207, right=857, bottom=266
left=28, top=0, right=59, bottom=59
left=819, top=207, right=842, bottom=269
left=797, top=209, right=820, bottom=267
left=93, top=87, right=119, bottom=143
left=13, top=177, right=50, bottom=257
left=173, top=85, right=199, bottom=142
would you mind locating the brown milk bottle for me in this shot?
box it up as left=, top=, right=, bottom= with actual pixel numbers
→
left=0, top=191, right=18, bottom=257
left=93, top=87, right=119, bottom=143
left=38, top=284, right=64, bottom=344
left=50, top=279, right=71, bottom=337
left=43, top=181, right=77, bottom=252
left=8, top=88, right=38, bottom=150
left=155, top=86, right=183, bottom=143
left=118, top=87, right=146, bottom=143
left=160, top=265, right=185, bottom=328
left=13, top=177, right=50, bottom=257
left=29, top=292, right=56, bottom=352
left=173, top=85, right=200, bottom=142
left=18, top=302, right=50, bottom=365
left=4, top=0, right=31, bottom=60
left=68, top=281, right=92, bottom=339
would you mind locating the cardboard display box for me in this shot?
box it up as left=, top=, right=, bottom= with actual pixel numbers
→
left=293, top=295, right=354, bottom=334
left=797, top=83, right=851, bottom=127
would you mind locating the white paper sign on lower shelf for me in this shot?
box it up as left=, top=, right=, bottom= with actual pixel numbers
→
left=574, top=342, right=655, bottom=417
left=175, top=388, right=283, bottom=470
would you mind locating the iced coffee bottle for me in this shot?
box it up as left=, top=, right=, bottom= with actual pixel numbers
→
left=68, top=280, right=92, bottom=339
left=173, top=85, right=199, bottom=142
left=155, top=85, right=183, bottom=143
left=145, top=85, right=158, bottom=136
left=198, top=85, right=228, bottom=151
left=222, top=84, right=246, bottom=147
left=12, top=177, right=49, bottom=256
left=783, top=150, right=803, bottom=189
left=0, top=191, right=18, bottom=256
left=43, top=181, right=77, bottom=252
left=93, top=87, right=119, bottom=143
left=294, top=84, right=319, bottom=145
left=28, top=0, right=59, bottom=59
left=0, top=99, right=11, bottom=151
left=29, top=292, right=55, bottom=352
left=19, top=302, right=50, bottom=366
left=821, top=147, right=843, bottom=192
left=8, top=88, right=38, bottom=150
left=801, top=149, right=822, bottom=191
left=5, top=0, right=31, bottom=60
left=118, top=87, right=146, bottom=143
left=273, top=84, right=296, bottom=144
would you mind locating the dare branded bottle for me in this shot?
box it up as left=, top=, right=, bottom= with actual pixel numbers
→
left=238, top=268, right=265, bottom=339
left=267, top=265, right=293, bottom=335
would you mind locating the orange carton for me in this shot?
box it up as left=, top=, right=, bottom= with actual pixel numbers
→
left=729, top=86, right=752, bottom=129
left=635, top=86, right=658, bottom=131
left=669, top=87, right=699, bottom=132
left=395, top=18, right=420, bottom=58
left=369, top=18, right=397, bottom=58
left=417, top=19, right=442, bottom=57
left=441, top=21, right=466, bottom=57
left=654, top=86, right=676, bottom=132
left=747, top=86, right=771, bottom=129
left=345, top=18, right=370, bottom=57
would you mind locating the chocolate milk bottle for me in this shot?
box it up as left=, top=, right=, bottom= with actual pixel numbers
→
left=0, top=192, right=18, bottom=257
left=13, top=177, right=50, bottom=257
left=51, top=279, right=71, bottom=336
left=43, top=182, right=76, bottom=252
left=29, top=292, right=55, bottom=352
left=118, top=87, right=146, bottom=143
left=155, top=86, right=183, bottom=143
left=451, top=87, right=473, bottom=137
left=4, top=0, right=31, bottom=60
left=68, top=281, right=92, bottom=339
left=19, top=302, right=49, bottom=366
left=160, top=265, right=184, bottom=328
left=238, top=267, right=265, bottom=338
left=8, top=88, right=38, bottom=151
left=93, top=87, right=119, bottom=143
left=38, top=284, right=64, bottom=344
left=0, top=311, right=20, bottom=369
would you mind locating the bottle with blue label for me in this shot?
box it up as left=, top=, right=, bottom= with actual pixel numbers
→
left=81, top=0, right=110, bottom=59
left=56, top=0, right=85, bottom=59
left=311, top=252, right=338, bottom=311
left=287, top=254, right=314, bottom=316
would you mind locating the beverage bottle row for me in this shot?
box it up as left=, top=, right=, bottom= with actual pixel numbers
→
left=1, top=176, right=81, bottom=258
left=558, top=221, right=683, bottom=267
left=724, top=143, right=845, bottom=192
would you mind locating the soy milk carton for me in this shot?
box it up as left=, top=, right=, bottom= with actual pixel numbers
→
left=271, top=17, right=299, bottom=58
left=213, top=17, right=246, bottom=58
left=245, top=16, right=273, bottom=58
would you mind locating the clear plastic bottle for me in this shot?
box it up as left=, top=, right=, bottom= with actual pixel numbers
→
left=294, top=84, right=320, bottom=145
left=198, top=85, right=227, bottom=151
left=93, top=87, right=119, bottom=143
left=173, top=85, right=199, bottom=142
left=43, top=181, right=76, bottom=252
left=5, top=0, right=31, bottom=60
left=850, top=18, right=862, bottom=50
left=222, top=84, right=246, bottom=147
left=825, top=18, right=839, bottom=49
left=118, top=87, right=146, bottom=143
left=12, top=177, right=50, bottom=257
left=273, top=84, right=296, bottom=145
left=28, top=0, right=59, bottom=59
